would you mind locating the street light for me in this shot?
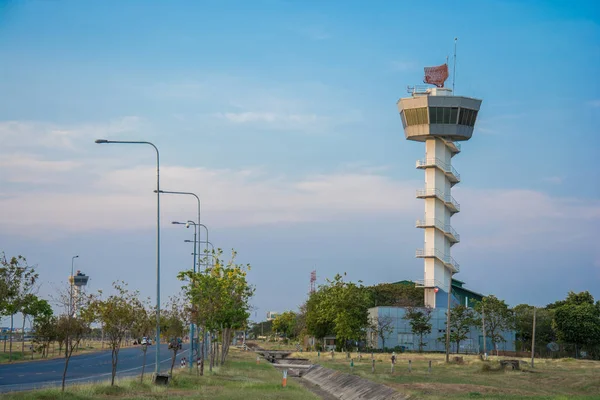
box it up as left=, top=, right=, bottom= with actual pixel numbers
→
left=70, top=255, right=79, bottom=316
left=155, top=190, right=205, bottom=259
left=172, top=220, right=200, bottom=370
left=95, top=139, right=162, bottom=376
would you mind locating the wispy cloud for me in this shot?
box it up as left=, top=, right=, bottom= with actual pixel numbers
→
left=587, top=100, right=600, bottom=108
left=391, top=60, right=418, bottom=72
left=542, top=176, right=563, bottom=184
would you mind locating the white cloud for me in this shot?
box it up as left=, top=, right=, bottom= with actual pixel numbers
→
left=0, top=117, right=142, bottom=151
left=0, top=153, right=82, bottom=184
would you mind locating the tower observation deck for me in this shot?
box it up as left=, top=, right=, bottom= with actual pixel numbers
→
left=397, top=85, right=482, bottom=308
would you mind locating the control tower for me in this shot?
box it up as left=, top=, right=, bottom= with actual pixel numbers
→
left=397, top=68, right=481, bottom=308
left=69, top=270, right=89, bottom=316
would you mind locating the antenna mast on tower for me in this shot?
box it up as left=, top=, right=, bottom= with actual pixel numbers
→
left=310, top=270, right=316, bottom=294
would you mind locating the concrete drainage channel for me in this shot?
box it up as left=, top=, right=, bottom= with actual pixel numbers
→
left=248, top=344, right=407, bottom=400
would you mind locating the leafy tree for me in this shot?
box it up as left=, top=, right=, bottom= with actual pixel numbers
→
left=553, top=291, right=600, bottom=357
left=33, top=313, right=57, bottom=358
left=249, top=320, right=272, bottom=338
left=89, top=281, right=141, bottom=386
left=473, top=295, right=514, bottom=355
left=52, top=284, right=94, bottom=391
left=370, top=314, right=395, bottom=349
left=0, top=253, right=39, bottom=362
left=272, top=311, right=297, bottom=339
left=403, top=306, right=433, bottom=352
left=131, top=301, right=154, bottom=382
left=161, top=296, right=186, bottom=376
left=22, top=296, right=53, bottom=356
left=178, top=249, right=254, bottom=373
left=447, top=305, right=477, bottom=353
left=513, top=304, right=555, bottom=352
left=368, top=282, right=424, bottom=307
left=305, top=290, right=335, bottom=343
left=318, top=274, right=371, bottom=349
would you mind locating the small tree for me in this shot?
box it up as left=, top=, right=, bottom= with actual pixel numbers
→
left=33, top=314, right=57, bottom=358
left=23, top=296, right=53, bottom=357
left=161, top=296, right=186, bottom=376
left=272, top=311, right=297, bottom=340
left=0, top=253, right=39, bottom=362
left=473, top=295, right=514, bottom=355
left=403, top=306, right=432, bottom=352
left=370, top=314, right=394, bottom=349
left=447, top=305, right=477, bottom=353
left=553, top=291, right=600, bottom=357
left=131, top=301, right=154, bottom=382
left=90, top=281, right=140, bottom=386
left=52, top=284, right=94, bottom=391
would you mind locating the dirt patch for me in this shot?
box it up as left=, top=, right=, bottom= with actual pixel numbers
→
left=388, top=382, right=536, bottom=397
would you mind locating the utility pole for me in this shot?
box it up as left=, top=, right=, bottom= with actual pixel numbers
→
left=531, top=307, right=537, bottom=368
left=445, top=273, right=453, bottom=362
left=482, top=305, right=487, bottom=356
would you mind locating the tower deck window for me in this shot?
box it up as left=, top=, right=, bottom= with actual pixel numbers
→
left=458, top=108, right=478, bottom=127
left=404, top=107, right=428, bottom=126
left=429, top=107, right=459, bottom=124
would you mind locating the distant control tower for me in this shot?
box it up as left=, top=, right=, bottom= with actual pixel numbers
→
left=397, top=64, right=481, bottom=308
left=69, top=270, right=89, bottom=316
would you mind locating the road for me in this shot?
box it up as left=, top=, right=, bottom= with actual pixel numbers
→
left=0, top=343, right=191, bottom=393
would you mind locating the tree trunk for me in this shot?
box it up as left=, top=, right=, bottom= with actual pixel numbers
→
left=61, top=338, right=71, bottom=392
left=140, top=346, right=147, bottom=383
left=200, top=327, right=205, bottom=376
left=456, top=340, right=460, bottom=354
left=209, top=337, right=214, bottom=372
left=169, top=349, right=178, bottom=376
left=9, top=314, right=14, bottom=361
left=110, top=347, right=119, bottom=386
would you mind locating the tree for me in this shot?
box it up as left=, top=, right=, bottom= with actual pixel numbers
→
left=0, top=253, right=39, bottom=362
left=318, top=274, right=371, bottom=350
left=161, top=296, right=186, bottom=377
left=89, top=281, right=141, bottom=386
left=403, top=306, right=433, bottom=352
left=178, top=249, right=254, bottom=373
left=473, top=295, right=514, bottom=355
left=33, top=314, right=57, bottom=358
left=553, top=291, right=600, bottom=357
left=447, top=305, right=477, bottom=353
left=131, top=301, right=154, bottom=382
left=513, top=304, right=555, bottom=352
left=370, top=314, right=394, bottom=349
left=22, top=296, right=52, bottom=356
left=369, top=282, right=424, bottom=307
left=305, top=290, right=335, bottom=345
left=52, top=284, right=94, bottom=392
left=272, top=311, right=297, bottom=340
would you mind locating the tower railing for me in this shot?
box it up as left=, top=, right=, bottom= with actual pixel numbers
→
left=415, top=219, right=460, bottom=243
left=415, top=248, right=460, bottom=273
left=415, top=158, right=461, bottom=182
left=414, top=279, right=446, bottom=289
left=444, top=194, right=461, bottom=212
left=444, top=224, right=460, bottom=242
left=415, top=188, right=461, bottom=212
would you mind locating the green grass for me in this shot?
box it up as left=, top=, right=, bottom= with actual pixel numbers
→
left=294, top=351, right=600, bottom=400
left=1, top=349, right=319, bottom=400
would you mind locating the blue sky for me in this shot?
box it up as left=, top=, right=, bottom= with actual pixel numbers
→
left=1, top=0, right=599, bottom=324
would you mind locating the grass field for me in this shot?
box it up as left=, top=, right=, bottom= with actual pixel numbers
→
left=1, top=348, right=318, bottom=400
left=293, top=351, right=600, bottom=399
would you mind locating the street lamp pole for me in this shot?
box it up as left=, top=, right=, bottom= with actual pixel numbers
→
left=70, top=255, right=79, bottom=316
left=172, top=220, right=198, bottom=371
left=95, top=139, right=162, bottom=375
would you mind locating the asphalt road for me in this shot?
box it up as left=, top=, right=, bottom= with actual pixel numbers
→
left=0, top=343, right=191, bottom=393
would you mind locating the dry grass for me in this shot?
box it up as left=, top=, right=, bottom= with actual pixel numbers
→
left=293, top=351, right=600, bottom=399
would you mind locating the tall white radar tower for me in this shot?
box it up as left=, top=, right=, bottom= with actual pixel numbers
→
left=397, top=64, right=481, bottom=308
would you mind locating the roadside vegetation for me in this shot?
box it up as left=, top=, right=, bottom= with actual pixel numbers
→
left=0, top=348, right=317, bottom=400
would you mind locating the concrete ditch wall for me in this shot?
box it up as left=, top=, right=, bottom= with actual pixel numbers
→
left=302, top=365, right=407, bottom=400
